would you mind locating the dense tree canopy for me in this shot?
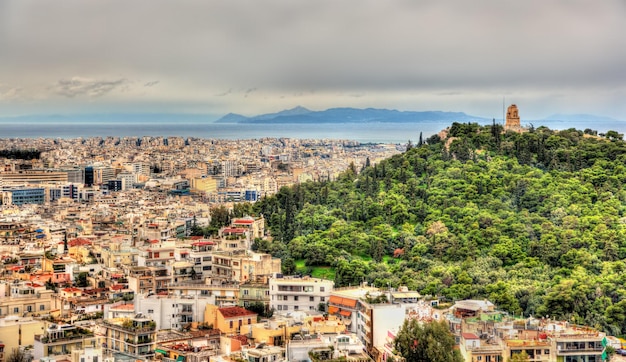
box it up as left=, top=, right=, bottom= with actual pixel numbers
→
left=254, top=124, right=626, bottom=335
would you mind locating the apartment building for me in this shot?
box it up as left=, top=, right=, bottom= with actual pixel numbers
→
left=269, top=276, right=334, bottom=314
left=0, top=280, right=54, bottom=317
left=102, top=315, right=157, bottom=360
left=134, top=294, right=205, bottom=331
left=33, top=323, right=97, bottom=360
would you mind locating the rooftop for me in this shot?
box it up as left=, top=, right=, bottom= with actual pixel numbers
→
left=219, top=306, right=257, bottom=319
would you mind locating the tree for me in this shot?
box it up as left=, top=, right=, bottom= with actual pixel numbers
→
left=7, top=348, right=29, bottom=362
left=282, top=257, right=296, bottom=275
left=394, top=319, right=462, bottom=362
left=75, top=272, right=89, bottom=287
left=509, top=351, right=530, bottom=362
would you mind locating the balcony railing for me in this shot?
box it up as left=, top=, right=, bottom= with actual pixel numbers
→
left=103, top=320, right=156, bottom=332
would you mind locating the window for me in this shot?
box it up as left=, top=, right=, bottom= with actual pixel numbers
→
left=27, top=306, right=32, bottom=312
left=230, top=321, right=233, bottom=328
left=247, top=318, right=251, bottom=324
left=154, top=252, right=160, bottom=258
left=238, top=320, right=242, bottom=327
left=544, top=350, right=550, bottom=355
left=148, top=309, right=154, bottom=313
left=294, top=296, right=299, bottom=301
left=244, top=290, right=249, bottom=295
left=13, top=307, right=19, bottom=313
left=320, top=297, right=325, bottom=302
left=170, top=252, right=174, bottom=257
left=310, top=297, right=315, bottom=302
left=294, top=305, right=299, bottom=310
left=303, top=286, right=314, bottom=292
left=40, top=305, right=45, bottom=311
left=320, top=287, right=325, bottom=292
left=476, top=357, right=481, bottom=361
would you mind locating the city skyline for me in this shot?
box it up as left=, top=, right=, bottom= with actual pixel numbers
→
left=1, top=1, right=626, bottom=121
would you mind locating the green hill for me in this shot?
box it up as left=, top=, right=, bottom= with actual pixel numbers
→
left=253, top=123, right=626, bottom=336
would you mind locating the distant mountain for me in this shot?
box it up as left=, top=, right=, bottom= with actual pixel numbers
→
left=544, top=113, right=624, bottom=123
left=215, top=107, right=486, bottom=124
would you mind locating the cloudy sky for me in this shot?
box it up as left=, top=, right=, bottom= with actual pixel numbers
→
left=1, top=0, right=625, bottom=120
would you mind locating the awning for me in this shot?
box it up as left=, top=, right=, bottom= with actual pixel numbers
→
left=177, top=356, right=186, bottom=362
left=155, top=349, right=167, bottom=355
left=339, top=310, right=352, bottom=317
left=328, top=306, right=339, bottom=314
left=329, top=296, right=357, bottom=308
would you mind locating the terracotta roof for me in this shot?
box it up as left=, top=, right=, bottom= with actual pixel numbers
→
left=223, top=228, right=246, bottom=234
left=219, top=306, right=257, bottom=319
left=111, top=303, right=135, bottom=310
left=62, top=287, right=82, bottom=292
left=230, top=334, right=249, bottom=345
left=232, top=219, right=254, bottom=225
left=192, top=241, right=215, bottom=246
left=69, top=238, right=92, bottom=246
left=462, top=333, right=480, bottom=340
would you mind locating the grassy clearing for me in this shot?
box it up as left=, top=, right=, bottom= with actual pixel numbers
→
left=294, top=259, right=335, bottom=280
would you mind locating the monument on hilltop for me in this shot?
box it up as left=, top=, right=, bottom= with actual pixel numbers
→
left=505, top=104, right=521, bottom=132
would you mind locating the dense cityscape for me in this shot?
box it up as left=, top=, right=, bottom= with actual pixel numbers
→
left=3, top=1, right=626, bottom=362
left=2, top=111, right=626, bottom=362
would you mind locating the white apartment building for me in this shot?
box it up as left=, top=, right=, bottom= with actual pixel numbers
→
left=134, top=294, right=206, bottom=331
left=269, top=276, right=333, bottom=314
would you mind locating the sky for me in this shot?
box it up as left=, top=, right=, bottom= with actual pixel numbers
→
left=1, top=0, right=626, bottom=120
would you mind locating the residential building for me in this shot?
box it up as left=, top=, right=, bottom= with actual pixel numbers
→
left=269, top=276, right=334, bottom=314
left=134, top=294, right=205, bottom=331
left=204, top=305, right=257, bottom=335
left=33, top=323, right=97, bottom=360
left=239, top=277, right=270, bottom=310
left=0, top=316, right=46, bottom=357
left=286, top=333, right=371, bottom=362
left=0, top=280, right=54, bottom=317
left=101, top=315, right=157, bottom=360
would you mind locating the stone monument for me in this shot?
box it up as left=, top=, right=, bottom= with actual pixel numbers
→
left=505, top=104, right=521, bottom=132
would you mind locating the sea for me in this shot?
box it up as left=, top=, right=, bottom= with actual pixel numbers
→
left=1, top=119, right=625, bottom=144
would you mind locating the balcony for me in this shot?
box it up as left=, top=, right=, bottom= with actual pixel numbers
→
left=103, top=319, right=157, bottom=333
left=125, top=338, right=153, bottom=345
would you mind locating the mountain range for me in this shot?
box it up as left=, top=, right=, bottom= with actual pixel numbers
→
left=215, top=106, right=488, bottom=124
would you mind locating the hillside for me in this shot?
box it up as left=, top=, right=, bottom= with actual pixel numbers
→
left=254, top=123, right=626, bottom=336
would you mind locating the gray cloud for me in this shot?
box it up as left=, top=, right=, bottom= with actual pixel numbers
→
left=143, top=81, right=159, bottom=87
left=215, top=89, right=232, bottom=97
left=0, top=86, right=23, bottom=101
left=1, top=0, right=625, bottom=119
left=52, top=77, right=128, bottom=98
